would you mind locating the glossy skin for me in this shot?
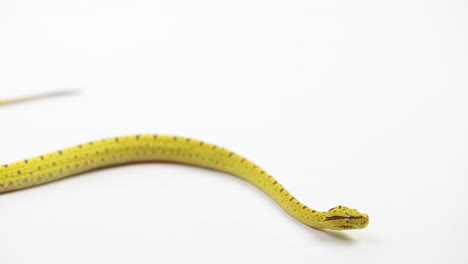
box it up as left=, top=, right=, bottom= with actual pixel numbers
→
left=0, top=134, right=369, bottom=230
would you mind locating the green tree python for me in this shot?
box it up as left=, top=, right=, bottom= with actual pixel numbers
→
left=0, top=91, right=369, bottom=230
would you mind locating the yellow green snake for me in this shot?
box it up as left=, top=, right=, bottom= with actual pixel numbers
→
left=0, top=92, right=369, bottom=231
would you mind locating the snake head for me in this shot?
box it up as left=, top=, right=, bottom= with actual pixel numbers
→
left=322, top=205, right=369, bottom=230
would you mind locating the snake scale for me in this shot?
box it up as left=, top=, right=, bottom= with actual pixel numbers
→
left=0, top=92, right=369, bottom=230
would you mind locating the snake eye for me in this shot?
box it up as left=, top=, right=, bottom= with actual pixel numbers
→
left=344, top=213, right=350, bottom=222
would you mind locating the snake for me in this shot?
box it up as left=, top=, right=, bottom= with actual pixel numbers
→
left=0, top=91, right=369, bottom=231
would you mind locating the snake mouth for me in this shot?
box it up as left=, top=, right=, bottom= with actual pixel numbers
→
left=325, top=215, right=363, bottom=221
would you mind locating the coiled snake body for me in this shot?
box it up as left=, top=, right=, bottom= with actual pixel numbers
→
left=0, top=93, right=369, bottom=231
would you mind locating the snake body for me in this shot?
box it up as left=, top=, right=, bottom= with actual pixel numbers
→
left=0, top=134, right=368, bottom=230
left=0, top=93, right=368, bottom=231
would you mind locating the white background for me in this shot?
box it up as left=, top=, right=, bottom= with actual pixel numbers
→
left=1, top=0, right=467, bottom=263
